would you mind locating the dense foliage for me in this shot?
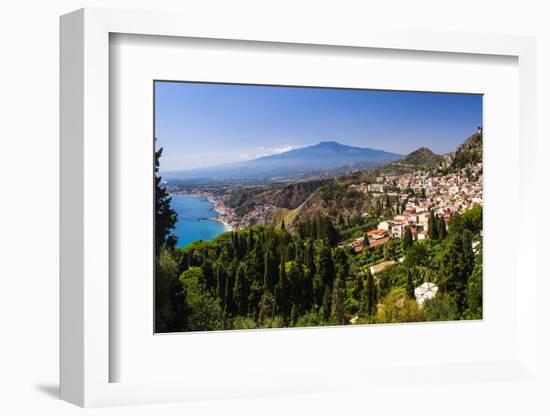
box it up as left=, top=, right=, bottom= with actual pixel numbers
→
left=155, top=205, right=482, bottom=332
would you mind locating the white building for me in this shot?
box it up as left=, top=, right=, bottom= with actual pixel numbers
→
left=414, top=282, right=438, bottom=306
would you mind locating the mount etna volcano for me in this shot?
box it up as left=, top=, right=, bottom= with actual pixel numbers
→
left=163, top=141, right=402, bottom=181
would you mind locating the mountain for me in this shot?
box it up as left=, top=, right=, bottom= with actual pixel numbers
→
left=451, top=128, right=482, bottom=169
left=394, top=147, right=444, bottom=167
left=163, top=141, right=402, bottom=181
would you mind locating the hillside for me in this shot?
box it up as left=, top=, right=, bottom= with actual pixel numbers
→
left=393, top=147, right=444, bottom=167
left=163, top=141, right=402, bottom=181
left=226, top=180, right=326, bottom=216
left=451, top=128, right=482, bottom=169
left=225, top=144, right=447, bottom=226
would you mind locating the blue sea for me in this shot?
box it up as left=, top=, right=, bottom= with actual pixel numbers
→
left=170, top=194, right=228, bottom=249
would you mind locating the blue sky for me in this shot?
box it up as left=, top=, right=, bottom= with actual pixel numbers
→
left=155, top=81, right=482, bottom=171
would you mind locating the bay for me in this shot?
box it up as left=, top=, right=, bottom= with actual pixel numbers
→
left=170, top=194, right=228, bottom=249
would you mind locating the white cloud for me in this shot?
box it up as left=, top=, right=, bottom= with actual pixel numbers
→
left=253, top=145, right=294, bottom=158
left=237, top=145, right=295, bottom=161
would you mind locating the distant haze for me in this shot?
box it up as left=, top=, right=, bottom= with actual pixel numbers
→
left=155, top=82, right=482, bottom=172
left=163, top=141, right=402, bottom=181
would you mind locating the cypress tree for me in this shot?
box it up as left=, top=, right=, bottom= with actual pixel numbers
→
left=313, top=242, right=335, bottom=306
left=363, top=233, right=370, bottom=248
left=257, top=290, right=275, bottom=326
left=322, top=216, right=339, bottom=247
left=365, top=269, right=378, bottom=316
left=320, top=287, right=331, bottom=322
left=351, top=273, right=364, bottom=304
left=402, top=227, right=414, bottom=251
left=247, top=280, right=262, bottom=318
left=200, top=259, right=215, bottom=293
left=428, top=210, right=439, bottom=240
left=215, top=263, right=226, bottom=305
left=406, top=269, right=415, bottom=299
left=440, top=234, right=467, bottom=313
left=263, top=244, right=278, bottom=292
left=330, top=273, right=347, bottom=325
left=275, top=255, right=290, bottom=317
left=251, top=241, right=264, bottom=283
left=333, top=247, right=349, bottom=279
left=289, top=304, right=298, bottom=326
left=233, top=263, right=249, bottom=316
left=178, top=251, right=190, bottom=274
left=224, top=260, right=238, bottom=316
left=285, top=241, right=296, bottom=262
left=247, top=227, right=255, bottom=251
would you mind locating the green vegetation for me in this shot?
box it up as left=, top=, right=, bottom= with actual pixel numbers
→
left=451, top=128, right=483, bottom=170
left=154, top=137, right=483, bottom=332
left=155, top=204, right=482, bottom=332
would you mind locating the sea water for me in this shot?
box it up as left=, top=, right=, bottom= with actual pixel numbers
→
left=170, top=194, right=227, bottom=249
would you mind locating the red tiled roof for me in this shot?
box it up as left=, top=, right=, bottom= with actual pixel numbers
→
left=369, top=236, right=390, bottom=247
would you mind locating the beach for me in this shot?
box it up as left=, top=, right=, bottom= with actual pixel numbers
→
left=169, top=194, right=231, bottom=248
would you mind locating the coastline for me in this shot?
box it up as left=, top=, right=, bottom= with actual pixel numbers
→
left=170, top=192, right=235, bottom=232
left=212, top=217, right=234, bottom=232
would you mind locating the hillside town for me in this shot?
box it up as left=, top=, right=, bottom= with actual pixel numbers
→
left=345, top=161, right=483, bottom=254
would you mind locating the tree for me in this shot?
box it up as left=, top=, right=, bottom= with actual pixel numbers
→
left=200, top=259, right=215, bottom=293
left=322, top=216, right=339, bottom=247
left=403, top=241, right=429, bottom=269
left=155, top=145, right=178, bottom=254
left=462, top=205, right=483, bottom=234
left=423, top=293, right=459, bottom=321
left=180, top=267, right=224, bottom=331
left=406, top=269, right=415, bottom=299
left=375, top=290, right=425, bottom=324
left=440, top=233, right=468, bottom=314
left=275, top=255, right=290, bottom=318
left=428, top=210, right=439, bottom=240
left=437, top=216, right=447, bottom=240
left=263, top=244, right=278, bottom=292
left=402, top=227, right=414, bottom=251
left=155, top=248, right=188, bottom=332
left=313, top=242, right=335, bottom=306
left=383, top=238, right=399, bottom=260
left=320, top=288, right=332, bottom=322
left=363, top=233, right=370, bottom=248
left=247, top=227, right=255, bottom=251
left=224, top=262, right=237, bottom=316
left=333, top=247, right=350, bottom=278
left=351, top=273, right=364, bottom=304
left=257, top=291, right=275, bottom=326
left=365, top=269, right=378, bottom=316
left=464, top=248, right=482, bottom=319
left=338, top=213, right=345, bottom=226
left=330, top=273, right=347, bottom=325
left=462, top=229, right=475, bottom=277
left=215, top=262, right=226, bottom=303
left=289, top=304, right=298, bottom=326
left=233, top=263, right=249, bottom=315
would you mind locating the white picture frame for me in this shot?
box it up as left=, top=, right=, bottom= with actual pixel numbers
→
left=60, top=7, right=538, bottom=408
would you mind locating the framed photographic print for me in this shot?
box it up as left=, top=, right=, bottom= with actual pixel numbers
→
left=153, top=81, right=483, bottom=333
left=60, top=8, right=540, bottom=409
